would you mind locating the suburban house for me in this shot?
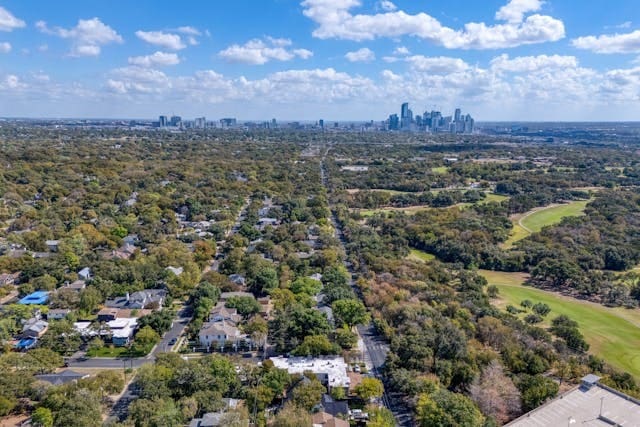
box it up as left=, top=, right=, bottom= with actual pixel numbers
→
left=227, top=275, right=246, bottom=287
left=97, top=308, right=119, bottom=322
left=62, top=280, right=86, bottom=292
left=122, top=234, right=139, bottom=246
left=0, top=272, right=20, bottom=286
left=18, top=291, right=49, bottom=305
left=106, top=318, right=138, bottom=346
left=209, top=304, right=242, bottom=324
left=166, top=266, right=184, bottom=276
left=78, top=267, right=92, bottom=281
left=317, top=394, right=349, bottom=418
left=105, top=289, right=166, bottom=310
left=312, top=412, right=349, bottom=427
left=110, top=243, right=137, bottom=260
left=45, top=240, right=60, bottom=252
left=269, top=356, right=351, bottom=392
left=46, top=309, right=71, bottom=320
left=35, top=370, right=90, bottom=386
left=73, top=321, right=96, bottom=339
left=188, top=399, right=243, bottom=427
left=198, top=321, right=248, bottom=350
left=257, top=297, right=273, bottom=319
left=22, top=318, right=48, bottom=338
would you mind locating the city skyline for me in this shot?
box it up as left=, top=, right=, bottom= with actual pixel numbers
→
left=0, top=1, right=640, bottom=120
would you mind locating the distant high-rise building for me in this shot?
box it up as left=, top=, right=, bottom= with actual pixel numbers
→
left=170, top=116, right=181, bottom=127
left=401, top=103, right=409, bottom=119
left=220, top=118, right=237, bottom=128
left=454, top=108, right=461, bottom=123
left=319, top=119, right=324, bottom=129
left=388, top=114, right=399, bottom=131
left=464, top=114, right=474, bottom=134
left=194, top=117, right=206, bottom=129
left=159, top=115, right=168, bottom=127
left=271, top=118, right=277, bottom=129
left=400, top=102, right=413, bottom=130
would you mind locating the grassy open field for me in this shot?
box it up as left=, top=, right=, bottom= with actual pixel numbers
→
left=407, top=249, right=436, bottom=263
left=479, top=270, right=640, bottom=378
left=479, top=193, right=509, bottom=204
left=355, top=193, right=508, bottom=217
left=502, top=200, right=589, bottom=248
left=431, top=166, right=449, bottom=174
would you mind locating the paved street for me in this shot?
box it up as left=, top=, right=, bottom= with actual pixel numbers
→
left=321, top=149, right=414, bottom=427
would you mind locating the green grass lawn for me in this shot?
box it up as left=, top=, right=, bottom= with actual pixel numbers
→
left=431, top=166, right=449, bottom=175
left=407, top=249, right=436, bottom=263
left=502, top=200, right=589, bottom=247
left=520, top=200, right=589, bottom=233
left=479, top=270, right=640, bottom=378
left=87, top=343, right=154, bottom=358
left=478, top=193, right=509, bottom=204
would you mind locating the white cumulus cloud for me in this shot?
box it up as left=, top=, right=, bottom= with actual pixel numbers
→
left=495, top=0, right=544, bottom=24
left=345, top=47, right=375, bottom=62
left=128, top=51, right=180, bottom=67
left=219, top=37, right=313, bottom=65
left=36, top=18, right=123, bottom=57
left=300, top=0, right=564, bottom=49
left=0, top=42, right=10, bottom=53
left=135, top=30, right=186, bottom=50
left=490, top=54, right=578, bottom=72
left=0, top=6, right=25, bottom=32
left=405, top=55, right=470, bottom=73
left=377, top=1, right=397, bottom=12
left=573, top=30, right=640, bottom=54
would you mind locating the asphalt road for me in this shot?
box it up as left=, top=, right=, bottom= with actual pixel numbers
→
left=321, top=151, right=414, bottom=427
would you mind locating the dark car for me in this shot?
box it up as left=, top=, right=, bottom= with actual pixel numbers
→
left=168, top=338, right=177, bottom=345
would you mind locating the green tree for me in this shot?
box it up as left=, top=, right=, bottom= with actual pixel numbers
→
left=225, top=296, right=261, bottom=318
left=355, top=377, right=385, bottom=401
left=290, top=277, right=322, bottom=296
left=271, top=403, right=311, bottom=427
left=334, top=328, right=357, bottom=349
left=416, top=389, right=484, bottom=427
left=291, top=378, right=325, bottom=410
left=292, top=335, right=340, bottom=356
left=332, top=299, right=370, bottom=328
left=78, top=287, right=102, bottom=313
left=32, top=407, right=54, bottom=427
left=518, top=375, right=559, bottom=411
left=0, top=395, right=16, bottom=416
left=366, top=405, right=396, bottom=427
left=252, top=267, right=278, bottom=295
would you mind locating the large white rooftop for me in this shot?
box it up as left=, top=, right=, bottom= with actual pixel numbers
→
left=269, top=356, right=350, bottom=389
left=507, top=376, right=640, bottom=427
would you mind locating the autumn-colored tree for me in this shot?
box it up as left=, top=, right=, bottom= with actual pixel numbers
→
left=469, top=360, right=521, bottom=423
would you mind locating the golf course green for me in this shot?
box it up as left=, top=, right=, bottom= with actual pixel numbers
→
left=503, top=200, right=589, bottom=247
left=480, top=269, right=640, bottom=378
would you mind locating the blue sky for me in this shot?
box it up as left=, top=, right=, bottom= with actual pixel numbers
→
left=0, top=0, right=639, bottom=121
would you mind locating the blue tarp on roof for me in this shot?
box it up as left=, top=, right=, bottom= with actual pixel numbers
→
left=15, top=338, right=36, bottom=349
left=18, top=291, right=49, bottom=305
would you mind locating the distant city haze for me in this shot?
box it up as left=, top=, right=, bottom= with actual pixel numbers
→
left=0, top=1, right=639, bottom=120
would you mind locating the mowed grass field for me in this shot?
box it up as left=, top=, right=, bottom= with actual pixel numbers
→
left=502, top=200, right=589, bottom=248
left=407, top=249, right=436, bottom=263
left=355, top=193, right=509, bottom=217
left=480, top=270, right=640, bottom=378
